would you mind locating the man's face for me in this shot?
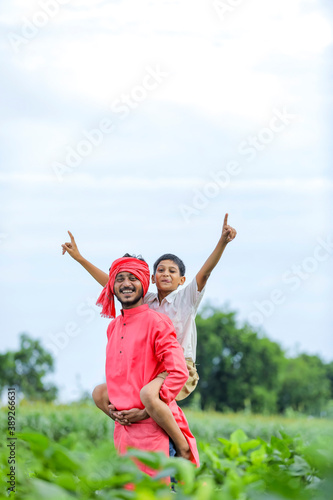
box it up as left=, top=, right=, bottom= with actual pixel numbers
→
left=152, top=259, right=186, bottom=292
left=113, top=272, right=144, bottom=308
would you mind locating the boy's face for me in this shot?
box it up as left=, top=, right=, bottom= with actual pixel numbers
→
left=113, top=271, right=143, bottom=308
left=152, top=259, right=186, bottom=292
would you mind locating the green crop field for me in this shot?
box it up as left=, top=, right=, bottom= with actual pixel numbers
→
left=1, top=402, right=333, bottom=499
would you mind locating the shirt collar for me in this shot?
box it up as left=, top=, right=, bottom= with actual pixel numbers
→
left=163, top=290, right=178, bottom=303
left=120, top=304, right=149, bottom=317
left=148, top=289, right=178, bottom=305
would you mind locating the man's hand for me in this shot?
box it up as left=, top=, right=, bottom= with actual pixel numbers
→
left=61, top=231, right=82, bottom=261
left=221, top=213, right=237, bottom=245
left=108, top=404, right=149, bottom=426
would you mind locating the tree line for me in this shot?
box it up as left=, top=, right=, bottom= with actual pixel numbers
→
left=181, top=306, right=333, bottom=416
left=1, top=308, right=332, bottom=415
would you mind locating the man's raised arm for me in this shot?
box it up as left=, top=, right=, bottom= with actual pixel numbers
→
left=61, top=231, right=109, bottom=287
left=195, top=213, right=237, bottom=292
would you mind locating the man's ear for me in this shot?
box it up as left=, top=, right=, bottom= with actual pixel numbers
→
left=151, top=274, right=156, bottom=284
left=179, top=276, right=186, bottom=286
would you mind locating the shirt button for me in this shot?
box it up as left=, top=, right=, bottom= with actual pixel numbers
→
left=121, top=337, right=123, bottom=339
left=120, top=351, right=122, bottom=353
left=123, top=323, right=126, bottom=326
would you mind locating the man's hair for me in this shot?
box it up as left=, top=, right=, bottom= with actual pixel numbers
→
left=122, top=253, right=146, bottom=262
left=153, top=254, right=186, bottom=276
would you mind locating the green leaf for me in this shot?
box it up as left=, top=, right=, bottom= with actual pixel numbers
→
left=230, top=429, right=248, bottom=444
left=31, top=478, right=75, bottom=500
left=18, top=432, right=50, bottom=451
left=218, top=437, right=231, bottom=446
left=228, top=443, right=241, bottom=458
left=271, top=436, right=291, bottom=460
left=240, top=439, right=261, bottom=453
left=250, top=446, right=267, bottom=466
left=126, top=449, right=165, bottom=470
left=288, top=455, right=312, bottom=477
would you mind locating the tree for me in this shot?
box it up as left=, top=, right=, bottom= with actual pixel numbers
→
left=277, top=354, right=330, bottom=415
left=324, top=361, right=333, bottom=399
left=193, top=306, right=285, bottom=413
left=0, top=333, right=58, bottom=402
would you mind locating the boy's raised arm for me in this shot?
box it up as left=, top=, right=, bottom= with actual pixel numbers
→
left=62, top=231, right=109, bottom=287
left=196, top=213, right=237, bottom=292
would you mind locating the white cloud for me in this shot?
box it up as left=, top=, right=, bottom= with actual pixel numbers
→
left=1, top=172, right=332, bottom=192
left=3, top=0, right=331, bottom=120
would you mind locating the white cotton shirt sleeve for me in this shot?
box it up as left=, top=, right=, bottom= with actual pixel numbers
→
left=171, top=277, right=206, bottom=362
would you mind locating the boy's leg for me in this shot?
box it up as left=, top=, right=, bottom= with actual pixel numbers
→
left=140, top=378, right=191, bottom=460
left=92, top=383, right=110, bottom=417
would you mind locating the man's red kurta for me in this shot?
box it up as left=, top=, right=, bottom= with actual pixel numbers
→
left=105, top=304, right=200, bottom=475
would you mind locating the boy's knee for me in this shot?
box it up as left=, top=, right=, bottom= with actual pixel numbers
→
left=140, top=385, right=156, bottom=408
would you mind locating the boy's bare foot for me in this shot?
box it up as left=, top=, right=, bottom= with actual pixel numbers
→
left=176, top=444, right=191, bottom=460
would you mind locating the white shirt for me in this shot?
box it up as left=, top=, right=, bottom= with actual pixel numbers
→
left=144, top=277, right=205, bottom=362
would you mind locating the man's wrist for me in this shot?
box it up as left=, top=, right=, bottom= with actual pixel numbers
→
left=141, top=408, right=149, bottom=420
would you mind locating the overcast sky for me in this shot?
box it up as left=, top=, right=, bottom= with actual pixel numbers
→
left=0, top=0, right=332, bottom=402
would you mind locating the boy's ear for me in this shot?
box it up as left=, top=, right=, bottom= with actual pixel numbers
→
left=151, top=274, right=156, bottom=284
left=179, top=276, right=186, bottom=286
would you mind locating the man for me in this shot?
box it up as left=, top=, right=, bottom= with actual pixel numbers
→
left=97, top=255, right=199, bottom=477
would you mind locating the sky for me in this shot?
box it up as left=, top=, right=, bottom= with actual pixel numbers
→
left=0, top=0, right=332, bottom=402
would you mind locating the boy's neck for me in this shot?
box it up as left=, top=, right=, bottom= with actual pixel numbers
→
left=157, top=289, right=176, bottom=303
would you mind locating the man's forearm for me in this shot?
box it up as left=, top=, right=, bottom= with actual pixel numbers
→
left=77, top=256, right=109, bottom=287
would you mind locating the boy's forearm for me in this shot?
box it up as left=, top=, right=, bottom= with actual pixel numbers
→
left=201, top=238, right=227, bottom=278
left=196, top=214, right=237, bottom=291
left=77, top=256, right=109, bottom=287
left=196, top=238, right=227, bottom=291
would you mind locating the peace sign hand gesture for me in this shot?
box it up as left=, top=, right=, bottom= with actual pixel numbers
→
left=221, top=213, right=237, bottom=245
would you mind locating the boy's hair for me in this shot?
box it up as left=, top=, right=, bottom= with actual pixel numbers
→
left=153, top=254, right=186, bottom=276
left=122, top=253, right=146, bottom=263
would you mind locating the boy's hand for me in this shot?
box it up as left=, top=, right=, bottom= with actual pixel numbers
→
left=61, top=231, right=82, bottom=261
left=221, top=213, right=237, bottom=245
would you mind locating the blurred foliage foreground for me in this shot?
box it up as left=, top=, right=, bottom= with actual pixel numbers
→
left=1, top=404, right=333, bottom=500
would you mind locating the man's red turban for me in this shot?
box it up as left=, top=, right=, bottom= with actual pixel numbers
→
left=96, top=257, right=150, bottom=319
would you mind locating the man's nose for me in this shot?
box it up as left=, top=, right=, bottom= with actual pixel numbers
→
left=123, top=277, right=133, bottom=287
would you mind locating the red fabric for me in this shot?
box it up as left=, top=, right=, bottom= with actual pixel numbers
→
left=96, top=257, right=150, bottom=318
left=105, top=304, right=200, bottom=476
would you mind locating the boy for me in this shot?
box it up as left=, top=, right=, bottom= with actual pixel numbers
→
left=62, top=214, right=236, bottom=454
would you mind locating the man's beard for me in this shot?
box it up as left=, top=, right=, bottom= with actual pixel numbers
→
left=117, top=290, right=144, bottom=307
